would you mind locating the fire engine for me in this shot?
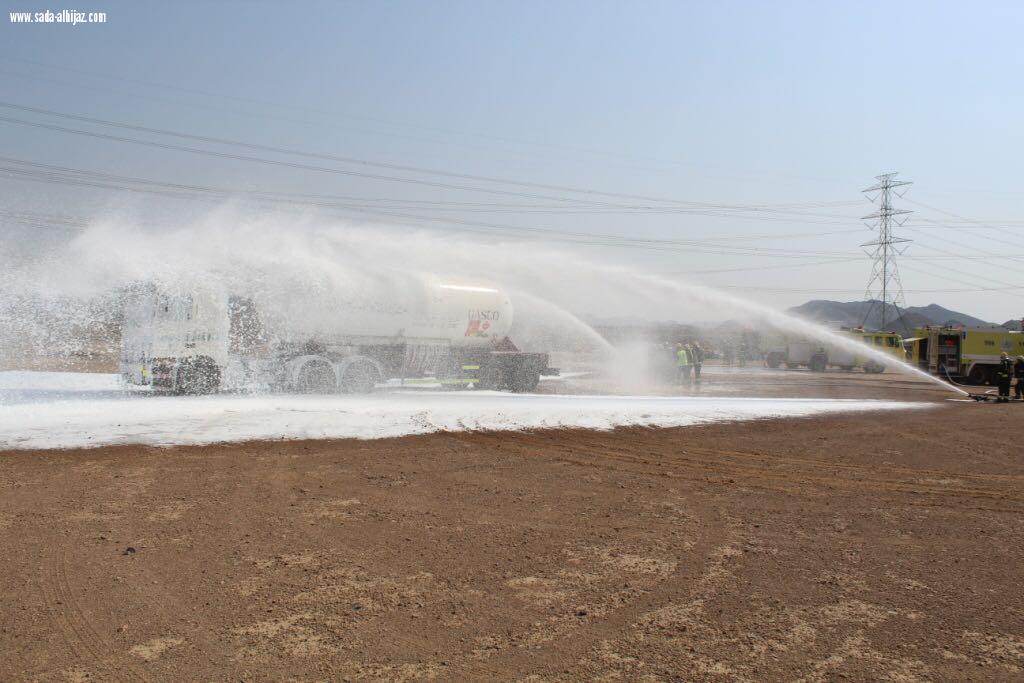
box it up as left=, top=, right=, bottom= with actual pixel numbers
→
left=906, top=325, right=1024, bottom=384
left=762, top=326, right=906, bottom=373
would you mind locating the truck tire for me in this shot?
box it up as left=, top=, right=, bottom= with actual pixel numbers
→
left=765, top=352, right=784, bottom=369
left=478, top=364, right=506, bottom=391
left=809, top=354, right=827, bottom=373
left=967, top=364, right=991, bottom=385
left=297, top=359, right=337, bottom=394
left=509, top=366, right=540, bottom=393
left=863, top=362, right=885, bottom=374
left=340, top=360, right=379, bottom=394
left=174, top=356, right=221, bottom=395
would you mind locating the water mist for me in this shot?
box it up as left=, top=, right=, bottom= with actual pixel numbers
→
left=0, top=208, right=965, bottom=397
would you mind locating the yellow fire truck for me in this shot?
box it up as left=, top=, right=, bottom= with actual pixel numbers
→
left=906, top=326, right=1024, bottom=384
left=762, top=327, right=905, bottom=373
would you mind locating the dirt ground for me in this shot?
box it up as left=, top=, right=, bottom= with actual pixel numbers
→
left=2, top=371, right=1024, bottom=681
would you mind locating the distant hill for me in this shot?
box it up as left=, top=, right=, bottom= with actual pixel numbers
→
left=787, top=299, right=1000, bottom=335
left=905, top=304, right=995, bottom=328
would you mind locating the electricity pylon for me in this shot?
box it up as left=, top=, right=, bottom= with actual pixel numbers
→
left=861, top=172, right=912, bottom=330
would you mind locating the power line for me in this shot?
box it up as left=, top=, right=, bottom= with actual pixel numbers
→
left=0, top=112, right=867, bottom=227
left=893, top=205, right=1024, bottom=257
left=0, top=183, right=851, bottom=258
left=0, top=114, right=618, bottom=206
left=898, top=261, right=1023, bottom=297
left=0, top=101, right=866, bottom=220
left=907, top=199, right=1024, bottom=252
left=0, top=158, right=863, bottom=258
left=903, top=227, right=1024, bottom=276
left=5, top=153, right=1021, bottom=300
left=0, top=56, right=862, bottom=186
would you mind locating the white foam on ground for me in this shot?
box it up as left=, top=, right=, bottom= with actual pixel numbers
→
left=0, top=370, right=124, bottom=392
left=0, top=372, right=932, bottom=451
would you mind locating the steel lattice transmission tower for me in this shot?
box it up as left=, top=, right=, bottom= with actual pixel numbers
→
left=861, top=172, right=913, bottom=330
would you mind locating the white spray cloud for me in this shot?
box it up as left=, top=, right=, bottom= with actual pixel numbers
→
left=0, top=206, right=963, bottom=394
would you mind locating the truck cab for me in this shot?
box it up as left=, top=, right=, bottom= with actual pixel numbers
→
left=120, top=286, right=229, bottom=393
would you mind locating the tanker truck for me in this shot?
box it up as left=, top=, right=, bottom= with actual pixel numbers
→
left=119, top=280, right=556, bottom=394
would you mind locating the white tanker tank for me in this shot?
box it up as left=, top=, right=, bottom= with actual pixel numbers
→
left=120, top=279, right=554, bottom=395
left=266, top=281, right=514, bottom=347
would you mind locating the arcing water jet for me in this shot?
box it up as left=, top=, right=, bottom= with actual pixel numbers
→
left=637, top=273, right=968, bottom=396
left=0, top=210, right=968, bottom=397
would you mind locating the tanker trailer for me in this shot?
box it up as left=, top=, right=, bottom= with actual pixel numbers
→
left=119, top=280, right=557, bottom=394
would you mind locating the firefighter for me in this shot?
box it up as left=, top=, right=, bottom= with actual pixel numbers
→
left=723, top=345, right=734, bottom=366
left=1015, top=355, right=1024, bottom=400
left=996, top=352, right=1014, bottom=403
left=691, top=341, right=705, bottom=382
left=676, top=343, right=691, bottom=385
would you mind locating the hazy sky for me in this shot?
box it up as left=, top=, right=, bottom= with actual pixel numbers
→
left=3, top=0, right=1023, bottom=322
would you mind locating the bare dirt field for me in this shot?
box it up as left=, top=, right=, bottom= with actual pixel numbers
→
left=2, top=371, right=1023, bottom=681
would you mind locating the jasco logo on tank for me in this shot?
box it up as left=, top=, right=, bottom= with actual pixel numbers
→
left=468, top=309, right=501, bottom=321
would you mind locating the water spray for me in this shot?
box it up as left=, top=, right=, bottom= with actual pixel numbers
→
left=638, top=273, right=969, bottom=397
left=0, top=212, right=971, bottom=398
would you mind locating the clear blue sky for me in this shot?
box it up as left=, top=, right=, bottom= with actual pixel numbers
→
left=3, top=0, right=1023, bottom=321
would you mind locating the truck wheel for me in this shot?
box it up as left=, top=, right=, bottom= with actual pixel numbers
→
left=175, top=356, right=221, bottom=395
left=967, top=365, right=991, bottom=385
left=510, top=367, right=540, bottom=393
left=864, top=362, right=885, bottom=374
left=479, top=365, right=506, bottom=391
left=297, top=359, right=337, bottom=394
left=809, top=354, right=827, bottom=373
left=765, top=352, right=783, bottom=369
left=340, top=361, right=378, bottom=394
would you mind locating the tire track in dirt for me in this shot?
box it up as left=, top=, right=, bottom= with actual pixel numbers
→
left=570, top=452, right=1023, bottom=510
left=36, top=544, right=151, bottom=683
left=116, top=463, right=252, bottom=677
left=330, top=433, right=727, bottom=679
left=585, top=446, right=1020, bottom=500
left=458, top=429, right=1024, bottom=510
left=453, top=516, right=737, bottom=680
left=422, top=432, right=734, bottom=678
left=28, top=458, right=158, bottom=682
left=7, top=403, right=1023, bottom=681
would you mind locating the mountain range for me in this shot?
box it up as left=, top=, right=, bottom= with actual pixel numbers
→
left=787, top=300, right=1018, bottom=335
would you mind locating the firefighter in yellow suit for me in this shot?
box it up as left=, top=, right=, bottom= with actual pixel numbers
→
left=676, top=343, right=692, bottom=385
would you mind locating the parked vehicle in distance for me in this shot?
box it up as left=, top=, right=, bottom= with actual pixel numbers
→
left=761, top=326, right=905, bottom=373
